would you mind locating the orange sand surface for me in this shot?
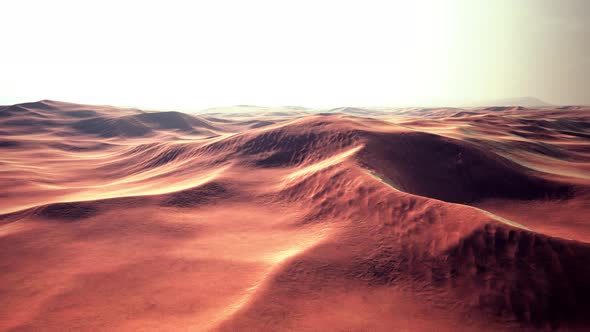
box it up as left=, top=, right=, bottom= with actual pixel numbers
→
left=1, top=100, right=590, bottom=331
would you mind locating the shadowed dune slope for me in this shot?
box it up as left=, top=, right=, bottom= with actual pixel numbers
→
left=359, top=131, right=573, bottom=203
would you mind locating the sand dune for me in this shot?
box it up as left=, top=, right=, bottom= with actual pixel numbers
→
left=1, top=100, right=590, bottom=331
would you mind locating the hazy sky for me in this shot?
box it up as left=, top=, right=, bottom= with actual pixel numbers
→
left=1, top=0, right=589, bottom=109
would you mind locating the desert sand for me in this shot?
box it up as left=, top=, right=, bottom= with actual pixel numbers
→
left=1, top=100, right=590, bottom=331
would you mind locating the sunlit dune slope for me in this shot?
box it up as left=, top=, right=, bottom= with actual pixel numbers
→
left=1, top=101, right=590, bottom=331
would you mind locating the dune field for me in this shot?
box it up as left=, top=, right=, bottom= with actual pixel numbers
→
left=1, top=100, right=590, bottom=331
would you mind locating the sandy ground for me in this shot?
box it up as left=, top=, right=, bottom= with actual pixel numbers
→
left=1, top=100, right=590, bottom=331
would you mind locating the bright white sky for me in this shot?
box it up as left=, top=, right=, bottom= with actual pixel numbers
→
left=1, top=0, right=589, bottom=110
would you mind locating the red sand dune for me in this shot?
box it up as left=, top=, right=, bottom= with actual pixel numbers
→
left=1, top=100, right=590, bottom=331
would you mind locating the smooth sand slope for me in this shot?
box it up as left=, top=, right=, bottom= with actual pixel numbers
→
left=1, top=100, right=590, bottom=331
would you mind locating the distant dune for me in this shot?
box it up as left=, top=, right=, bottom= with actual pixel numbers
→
left=469, top=96, right=553, bottom=107
left=1, top=101, right=590, bottom=331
